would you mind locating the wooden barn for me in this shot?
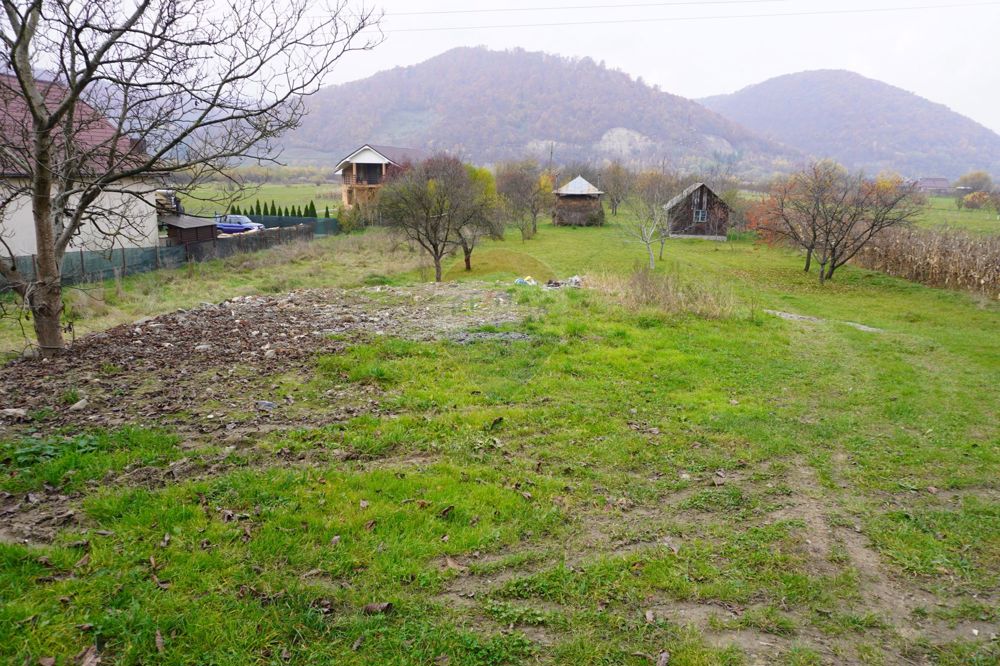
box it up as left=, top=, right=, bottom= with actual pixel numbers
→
left=553, top=176, right=605, bottom=227
left=664, top=183, right=730, bottom=239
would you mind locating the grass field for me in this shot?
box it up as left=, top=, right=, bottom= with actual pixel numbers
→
left=917, top=196, right=1000, bottom=234
left=183, top=183, right=343, bottom=217
left=1, top=217, right=998, bottom=665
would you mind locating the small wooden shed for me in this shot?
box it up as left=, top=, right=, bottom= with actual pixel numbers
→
left=163, top=214, right=218, bottom=245
left=553, top=176, right=605, bottom=227
left=663, top=183, right=730, bottom=239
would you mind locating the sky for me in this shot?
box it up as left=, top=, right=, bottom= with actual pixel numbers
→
left=322, top=0, right=1000, bottom=134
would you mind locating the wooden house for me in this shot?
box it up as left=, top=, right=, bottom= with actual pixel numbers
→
left=163, top=214, right=218, bottom=245
left=334, top=144, right=423, bottom=207
left=553, top=176, right=605, bottom=227
left=663, top=183, right=730, bottom=239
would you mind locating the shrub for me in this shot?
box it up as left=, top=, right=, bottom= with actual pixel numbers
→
left=586, top=266, right=736, bottom=318
left=963, top=191, right=991, bottom=210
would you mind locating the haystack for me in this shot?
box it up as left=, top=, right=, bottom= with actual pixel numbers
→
left=553, top=176, right=605, bottom=227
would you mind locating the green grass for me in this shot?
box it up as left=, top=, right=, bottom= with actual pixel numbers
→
left=917, top=196, right=1000, bottom=234
left=183, top=183, right=343, bottom=217
left=2, top=214, right=998, bottom=664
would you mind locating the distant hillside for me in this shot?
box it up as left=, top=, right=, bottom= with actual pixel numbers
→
left=700, top=70, right=1000, bottom=179
left=282, top=47, right=798, bottom=176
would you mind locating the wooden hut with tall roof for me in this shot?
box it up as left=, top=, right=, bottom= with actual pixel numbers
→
left=552, top=175, right=605, bottom=227
left=663, top=182, right=730, bottom=239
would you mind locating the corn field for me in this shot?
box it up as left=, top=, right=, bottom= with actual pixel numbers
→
left=854, top=226, right=1000, bottom=298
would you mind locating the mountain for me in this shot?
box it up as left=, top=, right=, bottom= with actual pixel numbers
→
left=699, top=70, right=1000, bottom=179
left=282, top=47, right=798, bottom=175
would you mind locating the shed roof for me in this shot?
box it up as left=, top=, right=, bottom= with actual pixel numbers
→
left=162, top=214, right=217, bottom=229
left=554, top=175, right=603, bottom=196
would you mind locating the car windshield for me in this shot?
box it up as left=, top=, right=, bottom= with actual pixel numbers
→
left=226, top=215, right=252, bottom=224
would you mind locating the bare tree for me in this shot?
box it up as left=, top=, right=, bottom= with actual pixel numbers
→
left=754, top=162, right=922, bottom=283
left=0, top=0, right=380, bottom=356
left=754, top=161, right=846, bottom=273
left=814, top=173, right=923, bottom=281
left=496, top=160, right=553, bottom=236
left=600, top=160, right=634, bottom=216
left=379, top=156, right=497, bottom=281
left=625, top=171, right=676, bottom=269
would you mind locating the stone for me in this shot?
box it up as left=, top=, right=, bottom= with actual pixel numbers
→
left=194, top=344, right=212, bottom=352
left=1, top=408, right=28, bottom=419
left=69, top=398, right=89, bottom=412
left=256, top=400, right=277, bottom=411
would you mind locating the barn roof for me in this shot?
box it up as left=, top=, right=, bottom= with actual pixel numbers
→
left=663, top=182, right=704, bottom=212
left=554, top=175, right=603, bottom=196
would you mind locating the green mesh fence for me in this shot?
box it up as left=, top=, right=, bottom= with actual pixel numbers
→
left=2, top=221, right=329, bottom=289
left=249, top=215, right=340, bottom=236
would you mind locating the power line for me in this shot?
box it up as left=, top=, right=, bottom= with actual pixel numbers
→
left=388, top=0, right=788, bottom=17
left=383, top=1, right=1000, bottom=32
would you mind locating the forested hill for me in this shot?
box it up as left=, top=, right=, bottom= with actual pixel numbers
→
left=699, top=70, right=1000, bottom=179
left=282, top=47, right=798, bottom=176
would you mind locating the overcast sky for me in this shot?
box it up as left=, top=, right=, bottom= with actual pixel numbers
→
left=324, top=0, right=1000, bottom=134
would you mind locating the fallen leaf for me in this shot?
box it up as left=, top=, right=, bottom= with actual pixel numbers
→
left=152, top=574, right=171, bottom=590
left=300, top=568, right=325, bottom=579
left=159, top=533, right=170, bottom=548
left=38, top=658, right=56, bottom=666
left=656, top=651, right=671, bottom=666
left=362, top=602, right=393, bottom=615
left=434, top=655, right=450, bottom=666
left=155, top=629, right=165, bottom=653
left=351, top=636, right=364, bottom=651
left=281, top=647, right=291, bottom=661
left=443, top=556, right=466, bottom=572
left=76, top=645, right=100, bottom=666
left=438, top=505, right=454, bottom=518
left=441, top=534, right=449, bottom=542
left=330, top=535, right=341, bottom=546
left=364, top=519, right=376, bottom=531
left=74, top=553, right=90, bottom=569
left=359, top=499, right=369, bottom=509
left=644, top=609, right=655, bottom=624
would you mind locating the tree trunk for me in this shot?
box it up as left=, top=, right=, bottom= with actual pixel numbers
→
left=826, top=262, right=837, bottom=280
left=434, top=257, right=443, bottom=282
left=30, top=132, right=65, bottom=356
left=30, top=280, right=65, bottom=353
left=804, top=247, right=813, bottom=272
left=463, top=247, right=472, bottom=271
left=647, top=244, right=655, bottom=270
left=658, top=237, right=666, bottom=261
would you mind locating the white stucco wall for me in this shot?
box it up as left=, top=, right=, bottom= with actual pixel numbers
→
left=0, top=179, right=159, bottom=257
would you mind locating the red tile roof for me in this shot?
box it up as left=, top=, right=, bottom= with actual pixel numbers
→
left=0, top=74, right=142, bottom=177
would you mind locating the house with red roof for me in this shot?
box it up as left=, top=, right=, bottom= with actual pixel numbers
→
left=0, top=75, right=159, bottom=257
